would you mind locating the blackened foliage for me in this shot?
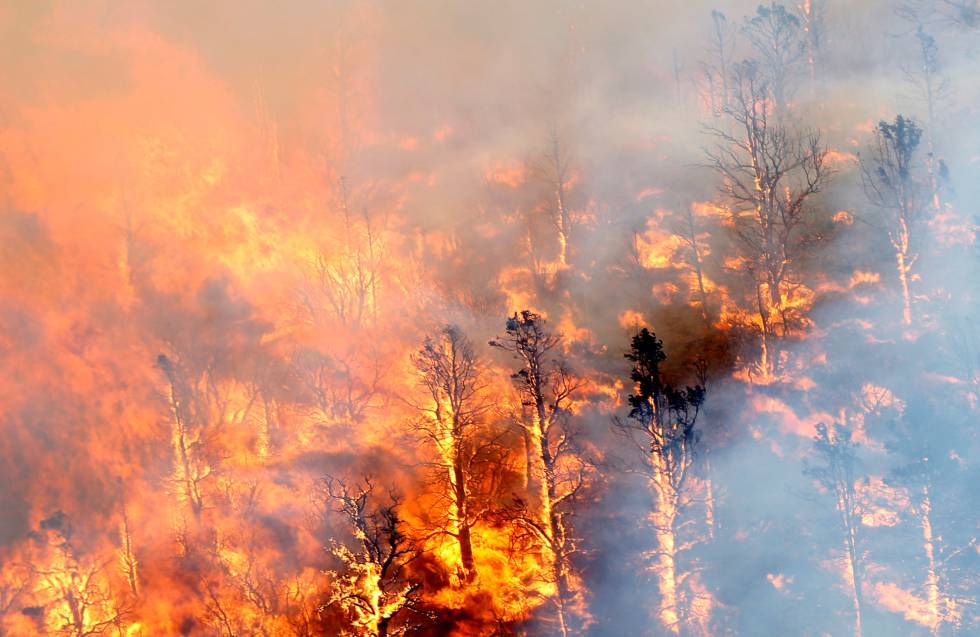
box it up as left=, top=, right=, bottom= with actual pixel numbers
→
left=625, top=328, right=705, bottom=451
left=876, top=116, right=923, bottom=186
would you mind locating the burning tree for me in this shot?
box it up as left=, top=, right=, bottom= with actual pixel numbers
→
left=807, top=422, right=867, bottom=637
left=615, top=329, right=705, bottom=635
left=706, top=60, right=830, bottom=376
left=537, top=131, right=574, bottom=270
left=666, top=204, right=715, bottom=326
left=798, top=0, right=827, bottom=91
left=0, top=561, right=30, bottom=632
left=114, top=480, right=139, bottom=601
left=156, top=346, right=261, bottom=539
left=411, top=325, right=500, bottom=582
left=157, top=352, right=220, bottom=520
left=198, top=482, right=323, bottom=637
left=29, top=512, right=130, bottom=637
left=860, top=115, right=930, bottom=326
left=301, top=179, right=384, bottom=331
left=319, top=476, right=429, bottom=637
left=292, top=177, right=388, bottom=429
left=490, top=311, right=591, bottom=637
left=295, top=346, right=383, bottom=426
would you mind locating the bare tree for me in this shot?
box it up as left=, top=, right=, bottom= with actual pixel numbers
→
left=706, top=61, right=829, bottom=375
left=411, top=325, right=499, bottom=581
left=742, top=3, right=807, bottom=115
left=299, top=179, right=383, bottom=331
left=860, top=115, right=930, bottom=326
left=532, top=130, right=574, bottom=270
left=157, top=353, right=217, bottom=519
left=807, top=422, right=867, bottom=637
left=194, top=481, right=323, bottom=637
left=668, top=205, right=714, bottom=325
left=491, top=311, right=590, bottom=637
left=904, top=25, right=949, bottom=213
left=319, top=477, right=430, bottom=637
left=615, top=329, right=705, bottom=635
left=292, top=180, right=387, bottom=432
left=116, top=484, right=139, bottom=598
left=798, top=0, right=827, bottom=93
left=296, top=347, right=383, bottom=426
left=700, top=9, right=737, bottom=118
left=32, top=513, right=129, bottom=637
left=156, top=353, right=257, bottom=520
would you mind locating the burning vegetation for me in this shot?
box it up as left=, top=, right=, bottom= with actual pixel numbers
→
left=0, top=1, right=979, bottom=636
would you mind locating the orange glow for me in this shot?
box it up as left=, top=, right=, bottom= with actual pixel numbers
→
left=485, top=161, right=527, bottom=188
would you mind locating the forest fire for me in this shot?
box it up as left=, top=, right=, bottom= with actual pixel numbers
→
left=1, top=1, right=979, bottom=636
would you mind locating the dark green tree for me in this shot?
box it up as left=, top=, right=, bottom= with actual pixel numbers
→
left=617, top=328, right=705, bottom=635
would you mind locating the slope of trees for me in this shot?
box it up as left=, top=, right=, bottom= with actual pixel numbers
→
left=0, top=2, right=978, bottom=637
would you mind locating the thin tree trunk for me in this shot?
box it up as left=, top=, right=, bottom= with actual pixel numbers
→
left=165, top=375, right=203, bottom=517
left=711, top=10, right=730, bottom=113
left=652, top=452, right=681, bottom=635
left=554, top=559, right=572, bottom=637
left=550, top=501, right=572, bottom=637
left=896, top=250, right=913, bottom=326
left=522, top=425, right=534, bottom=492
left=534, top=379, right=572, bottom=635
left=800, top=0, right=820, bottom=97
left=756, top=281, right=775, bottom=379
left=120, top=504, right=139, bottom=596
left=921, top=486, right=942, bottom=636
left=259, top=393, right=277, bottom=459
left=845, top=525, right=865, bottom=637
left=555, top=182, right=570, bottom=269
left=533, top=390, right=553, bottom=527
left=453, top=460, right=476, bottom=579
left=685, top=207, right=711, bottom=325
left=704, top=459, right=716, bottom=540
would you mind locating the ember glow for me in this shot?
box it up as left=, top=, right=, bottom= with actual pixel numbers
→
left=1, top=1, right=978, bottom=636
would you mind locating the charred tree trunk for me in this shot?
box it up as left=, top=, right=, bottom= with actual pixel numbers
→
left=533, top=387, right=554, bottom=527
left=453, top=458, right=476, bottom=579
